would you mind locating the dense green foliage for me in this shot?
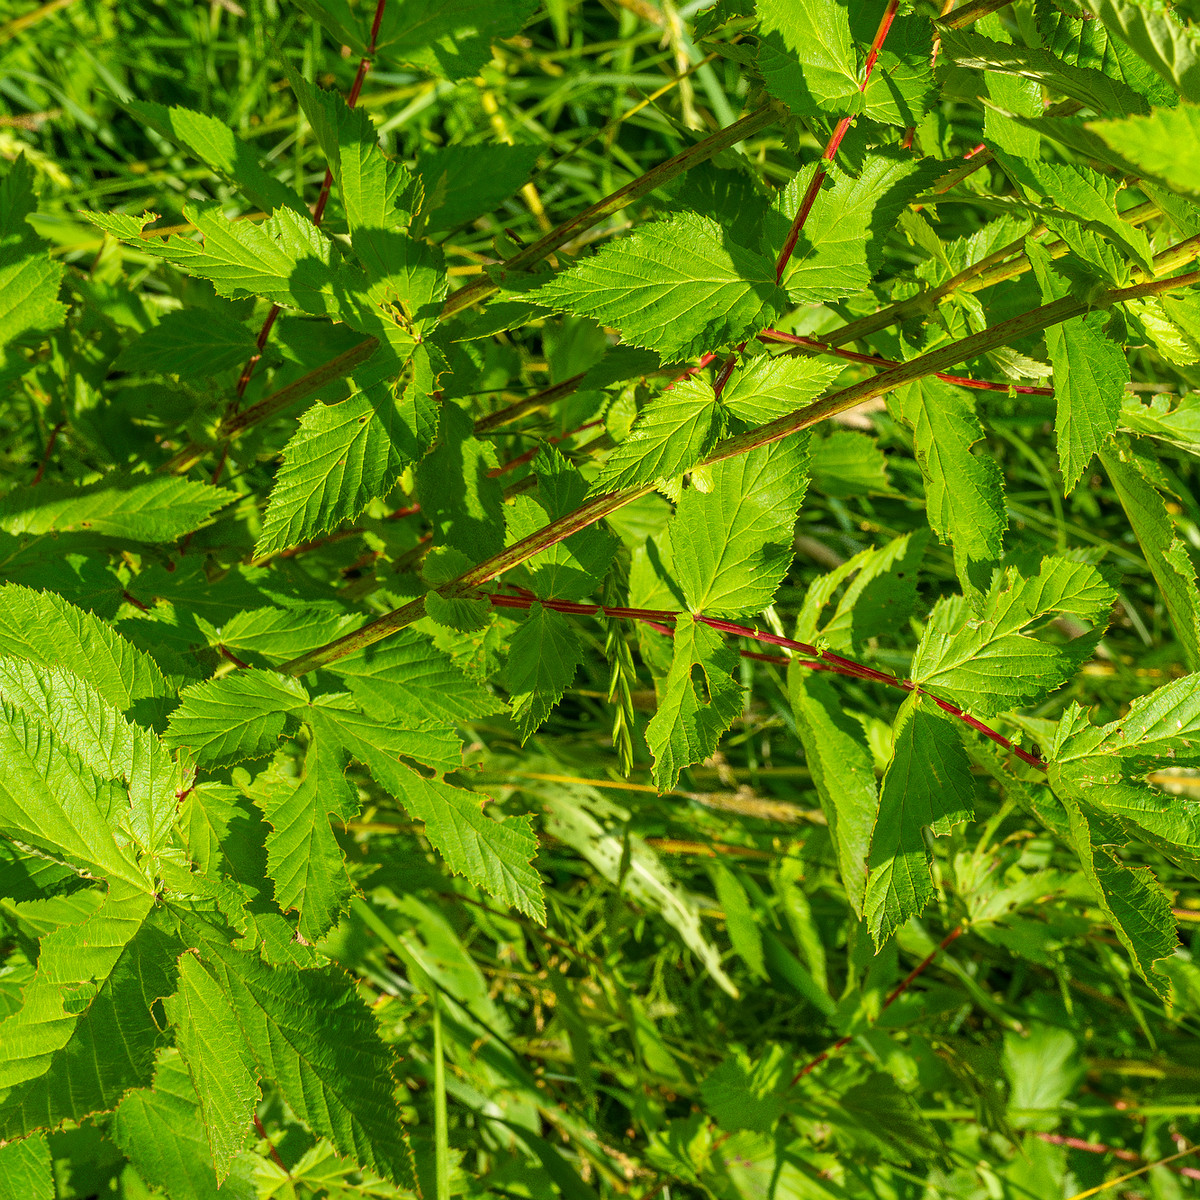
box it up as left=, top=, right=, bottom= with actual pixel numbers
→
left=5, top=0, right=1200, bottom=1195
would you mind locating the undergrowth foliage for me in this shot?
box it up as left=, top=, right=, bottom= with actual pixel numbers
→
left=5, top=0, right=1200, bottom=1195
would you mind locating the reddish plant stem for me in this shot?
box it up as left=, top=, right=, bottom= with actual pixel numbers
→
left=774, top=0, right=901, bottom=283
left=759, top=328, right=1054, bottom=396
left=235, top=0, right=387, bottom=402
left=1035, top=1134, right=1200, bottom=1180
left=791, top=925, right=965, bottom=1084
left=254, top=1113, right=291, bottom=1177
left=486, top=593, right=1043, bottom=768
left=31, top=420, right=65, bottom=485
left=488, top=419, right=604, bottom=478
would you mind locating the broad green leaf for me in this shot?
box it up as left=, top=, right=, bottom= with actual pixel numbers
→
left=589, top=376, right=725, bottom=495
left=810, top=429, right=891, bottom=497
left=864, top=695, right=975, bottom=946
left=646, top=615, right=743, bottom=791
left=0, top=705, right=147, bottom=889
left=788, top=671, right=878, bottom=917
left=0, top=157, right=65, bottom=363
left=124, top=101, right=306, bottom=216
left=701, top=1048, right=789, bottom=1134
left=756, top=0, right=860, bottom=118
left=0, top=659, right=181, bottom=859
left=331, top=627, right=503, bottom=726
left=1079, top=0, right=1200, bottom=102
left=88, top=205, right=347, bottom=318
left=194, top=942, right=415, bottom=1186
left=719, top=355, right=841, bottom=426
left=254, top=709, right=360, bottom=940
left=670, top=437, right=810, bottom=617
left=111, top=1050, right=257, bottom=1200
left=287, top=69, right=414, bottom=234
left=0, top=883, right=178, bottom=1137
left=0, top=473, right=236, bottom=543
left=862, top=17, right=939, bottom=127
left=163, top=953, right=260, bottom=1184
left=890, top=378, right=1007, bottom=596
left=1120, top=389, right=1200, bottom=450
left=417, top=143, right=540, bottom=232
left=374, top=0, right=540, bottom=80
left=1059, top=792, right=1176, bottom=998
left=0, top=1133, right=52, bottom=1200
left=536, top=212, right=788, bottom=362
left=769, top=153, right=948, bottom=300
left=256, top=369, right=436, bottom=556
left=997, top=155, right=1153, bottom=274
left=1100, top=441, right=1200, bottom=669
left=910, top=557, right=1115, bottom=718
left=938, top=27, right=1151, bottom=116
left=165, top=671, right=309, bottom=767
left=351, top=742, right=545, bottom=922
left=505, top=446, right=617, bottom=600
left=502, top=604, right=584, bottom=741
left=115, top=307, right=259, bottom=378
left=0, top=585, right=170, bottom=718
left=1089, top=104, right=1200, bottom=197
left=416, top=402, right=506, bottom=564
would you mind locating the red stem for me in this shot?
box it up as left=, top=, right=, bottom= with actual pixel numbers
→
left=486, top=593, right=1043, bottom=769
left=759, top=329, right=1054, bottom=396
left=774, top=0, right=901, bottom=283
left=31, top=421, right=64, bottom=485
left=791, top=925, right=965, bottom=1084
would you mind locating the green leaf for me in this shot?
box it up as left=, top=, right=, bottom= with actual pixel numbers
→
left=589, top=376, right=725, bottom=494
left=417, top=143, right=540, bottom=232
left=0, top=659, right=182, bottom=860
left=535, top=212, right=788, bottom=362
left=0, top=473, right=236, bottom=543
left=0, top=703, right=148, bottom=889
left=194, top=941, right=415, bottom=1186
left=124, top=101, right=306, bottom=216
left=256, top=369, right=436, bottom=556
left=701, top=1046, right=788, bottom=1133
left=756, top=0, right=860, bottom=118
left=374, top=0, right=540, bottom=80
left=111, top=1050, right=256, bottom=1200
left=788, top=671, right=878, bottom=917
left=416, top=402, right=506, bottom=564
left=810, top=429, right=892, bottom=497
left=646, top=615, right=743, bottom=791
left=115, top=306, right=258, bottom=378
left=330, top=627, right=503, bottom=726
left=719, top=355, right=841, bottom=426
left=1088, top=103, right=1200, bottom=197
left=0, top=586, right=170, bottom=718
left=1059, top=792, right=1177, bottom=998
left=287, top=69, right=414, bottom=234
left=910, top=557, right=1115, bottom=717
left=255, top=707, right=361, bottom=940
left=769, top=153, right=947, bottom=300
left=165, top=671, right=309, bottom=767
left=890, top=378, right=1007, bottom=596
left=163, top=953, right=260, bottom=1184
left=1079, top=0, right=1200, bottom=102
left=669, top=437, right=810, bottom=617
left=1100, top=441, right=1200, bottom=669
left=864, top=694, right=975, bottom=946
left=88, top=204, right=348, bottom=318
left=0, top=1133, right=52, bottom=1200
left=0, top=883, right=179, bottom=1137
left=505, top=447, right=617, bottom=600
left=0, top=157, right=65, bottom=364
left=502, top=604, right=585, bottom=741
left=938, top=27, right=1151, bottom=116
left=997, top=154, right=1154, bottom=275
